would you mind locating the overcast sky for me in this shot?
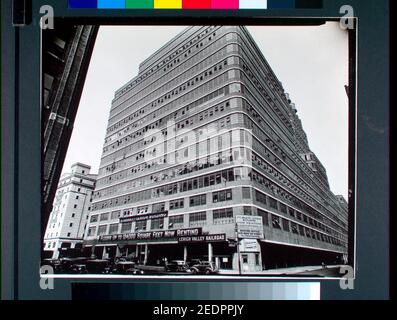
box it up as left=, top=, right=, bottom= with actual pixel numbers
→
left=62, top=23, right=349, bottom=199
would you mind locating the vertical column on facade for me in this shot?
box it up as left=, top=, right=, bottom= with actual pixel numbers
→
left=183, top=246, right=188, bottom=262
left=116, top=246, right=121, bottom=258
left=208, top=243, right=213, bottom=262
left=143, top=244, right=148, bottom=265
left=102, top=246, right=106, bottom=259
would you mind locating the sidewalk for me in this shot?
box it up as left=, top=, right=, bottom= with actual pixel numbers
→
left=217, top=265, right=343, bottom=276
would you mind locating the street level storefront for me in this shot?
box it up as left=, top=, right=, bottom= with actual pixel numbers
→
left=83, top=227, right=264, bottom=272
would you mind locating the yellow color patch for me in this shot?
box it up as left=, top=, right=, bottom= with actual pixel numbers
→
left=154, top=0, right=182, bottom=9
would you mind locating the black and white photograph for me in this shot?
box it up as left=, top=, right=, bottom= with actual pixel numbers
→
left=41, top=23, right=352, bottom=278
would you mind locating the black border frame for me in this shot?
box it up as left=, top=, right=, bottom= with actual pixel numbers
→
left=1, top=0, right=389, bottom=300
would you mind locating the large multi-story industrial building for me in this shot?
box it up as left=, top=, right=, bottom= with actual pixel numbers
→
left=44, top=163, right=97, bottom=259
left=83, top=26, right=348, bottom=273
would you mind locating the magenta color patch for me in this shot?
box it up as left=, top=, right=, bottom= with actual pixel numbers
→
left=211, top=0, right=239, bottom=9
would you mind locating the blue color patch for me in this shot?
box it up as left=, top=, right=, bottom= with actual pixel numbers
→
left=69, top=0, right=98, bottom=8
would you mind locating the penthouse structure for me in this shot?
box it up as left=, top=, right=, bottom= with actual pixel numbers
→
left=83, top=26, right=348, bottom=272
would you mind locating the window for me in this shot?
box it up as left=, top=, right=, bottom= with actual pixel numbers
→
left=243, top=206, right=252, bottom=215
left=135, top=220, right=147, bottom=231
left=272, top=215, right=281, bottom=229
left=152, top=202, right=166, bottom=213
left=213, top=208, right=233, bottom=224
left=282, top=219, right=290, bottom=232
left=212, top=189, right=232, bottom=203
left=296, top=225, right=303, bottom=236
left=189, top=211, right=207, bottom=227
left=67, top=233, right=71, bottom=237
left=121, top=222, right=132, bottom=233
left=69, top=223, right=73, bottom=227
left=137, top=206, right=149, bottom=214
left=111, top=211, right=120, bottom=220
left=280, top=203, right=287, bottom=214
left=269, top=197, right=278, bottom=210
left=97, top=225, right=107, bottom=235
left=73, top=204, right=77, bottom=209
left=169, top=215, right=184, bottom=229
left=242, top=187, right=251, bottom=199
left=170, top=198, right=184, bottom=210
left=255, top=190, right=267, bottom=204
left=76, top=196, right=79, bottom=200
left=288, top=207, right=295, bottom=218
left=151, top=218, right=164, bottom=230
left=291, top=222, right=298, bottom=234
left=71, top=213, right=75, bottom=218
left=109, top=224, right=119, bottom=235
left=190, top=194, right=207, bottom=207
left=100, top=212, right=109, bottom=221
left=257, top=209, right=269, bottom=226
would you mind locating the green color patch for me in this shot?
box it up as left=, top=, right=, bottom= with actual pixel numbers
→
left=126, top=0, right=154, bottom=8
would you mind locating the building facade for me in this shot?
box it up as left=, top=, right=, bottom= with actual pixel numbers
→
left=44, top=163, right=97, bottom=259
left=83, top=26, right=348, bottom=272
left=42, top=24, right=99, bottom=243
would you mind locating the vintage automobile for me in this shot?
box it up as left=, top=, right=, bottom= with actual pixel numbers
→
left=165, top=260, right=193, bottom=274
left=189, top=260, right=219, bottom=275
left=40, top=258, right=62, bottom=274
left=85, top=259, right=112, bottom=274
left=111, top=261, right=139, bottom=274
left=125, top=266, right=145, bottom=275
left=59, top=257, right=88, bottom=273
left=70, top=264, right=88, bottom=274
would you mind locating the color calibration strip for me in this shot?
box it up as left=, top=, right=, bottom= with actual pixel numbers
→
left=68, top=0, right=323, bottom=9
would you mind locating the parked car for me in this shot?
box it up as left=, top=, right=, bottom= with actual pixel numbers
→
left=125, top=266, right=145, bottom=275
left=189, top=260, right=219, bottom=275
left=111, top=261, right=138, bottom=274
left=59, top=257, right=88, bottom=273
left=165, top=260, right=192, bottom=274
left=70, top=264, right=88, bottom=274
left=40, top=258, right=62, bottom=273
left=85, top=259, right=112, bottom=274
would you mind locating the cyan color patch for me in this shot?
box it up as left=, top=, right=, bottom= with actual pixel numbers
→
left=98, top=0, right=126, bottom=8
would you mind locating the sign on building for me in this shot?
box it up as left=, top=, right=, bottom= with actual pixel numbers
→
left=239, top=239, right=261, bottom=252
left=98, top=227, right=202, bottom=242
left=178, top=234, right=226, bottom=243
left=236, top=215, right=264, bottom=239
